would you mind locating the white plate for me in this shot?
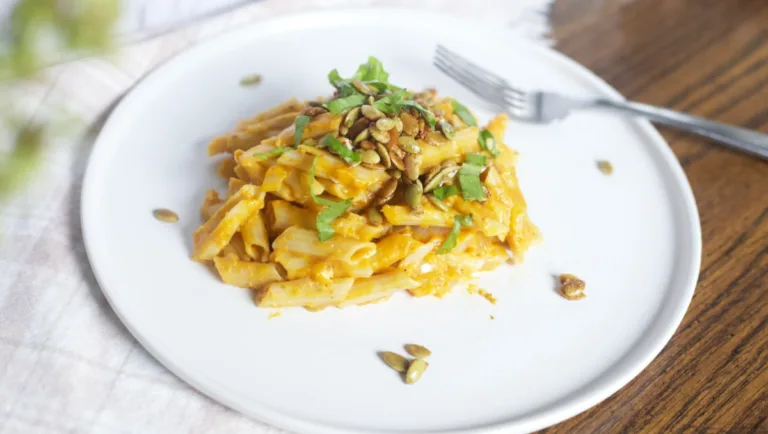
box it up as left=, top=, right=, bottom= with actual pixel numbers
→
left=81, top=9, right=702, bottom=434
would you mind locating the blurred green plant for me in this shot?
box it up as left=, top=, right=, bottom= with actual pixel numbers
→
left=0, top=0, right=119, bottom=199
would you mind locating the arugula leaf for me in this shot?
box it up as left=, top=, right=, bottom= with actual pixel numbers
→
left=402, top=100, right=437, bottom=128
left=352, top=56, right=390, bottom=83
left=458, top=153, right=487, bottom=201
left=450, top=98, right=477, bottom=127
left=321, top=135, right=362, bottom=165
left=432, top=185, right=459, bottom=200
left=294, top=115, right=311, bottom=147
left=372, top=90, right=407, bottom=113
left=328, top=69, right=357, bottom=97
left=309, top=157, right=353, bottom=241
left=437, top=214, right=474, bottom=254
left=325, top=93, right=366, bottom=114
left=252, top=146, right=292, bottom=160
left=478, top=129, right=499, bottom=157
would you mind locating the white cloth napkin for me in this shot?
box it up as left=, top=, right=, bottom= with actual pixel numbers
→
left=0, top=1, right=552, bottom=433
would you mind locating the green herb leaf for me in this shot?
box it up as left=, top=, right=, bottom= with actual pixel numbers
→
left=294, top=115, right=311, bottom=147
left=451, top=98, right=477, bottom=127
left=352, top=56, right=390, bottom=83
left=432, top=185, right=459, bottom=200
left=373, top=90, right=408, bottom=113
left=325, top=93, right=367, bottom=114
left=437, top=214, right=473, bottom=254
left=478, top=129, right=499, bottom=157
left=321, top=135, right=361, bottom=165
left=309, top=156, right=353, bottom=241
left=402, top=100, right=437, bottom=129
left=328, top=69, right=357, bottom=97
left=252, top=146, right=292, bottom=160
left=458, top=153, right=487, bottom=201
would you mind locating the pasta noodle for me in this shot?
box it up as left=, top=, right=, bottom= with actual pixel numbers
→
left=191, top=57, right=539, bottom=309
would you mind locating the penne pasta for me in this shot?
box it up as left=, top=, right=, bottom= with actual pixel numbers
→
left=192, top=57, right=538, bottom=309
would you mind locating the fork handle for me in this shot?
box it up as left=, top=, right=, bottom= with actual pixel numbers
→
left=595, top=99, right=768, bottom=159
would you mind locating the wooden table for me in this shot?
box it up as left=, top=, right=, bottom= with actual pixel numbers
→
left=543, top=0, right=768, bottom=432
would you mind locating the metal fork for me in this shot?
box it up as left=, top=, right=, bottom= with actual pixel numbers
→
left=434, top=45, right=768, bottom=160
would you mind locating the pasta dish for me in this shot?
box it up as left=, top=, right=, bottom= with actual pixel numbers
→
left=192, top=57, right=539, bottom=310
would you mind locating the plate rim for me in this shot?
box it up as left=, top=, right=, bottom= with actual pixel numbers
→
left=81, top=7, right=702, bottom=434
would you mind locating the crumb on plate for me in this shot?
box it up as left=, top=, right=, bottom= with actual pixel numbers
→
left=597, top=160, right=613, bottom=175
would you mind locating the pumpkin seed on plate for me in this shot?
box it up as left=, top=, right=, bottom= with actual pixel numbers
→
left=404, top=154, right=420, bottom=181
left=427, top=194, right=449, bottom=211
left=379, top=351, right=409, bottom=373
left=400, top=112, right=420, bottom=136
left=367, top=207, right=385, bottom=226
left=398, top=136, right=421, bottom=154
left=375, top=178, right=399, bottom=206
left=423, top=165, right=459, bottom=192
left=352, top=80, right=374, bottom=95
left=389, top=150, right=405, bottom=171
left=393, top=117, right=403, bottom=134
left=353, top=127, right=370, bottom=144
left=405, top=358, right=428, bottom=384
left=425, top=131, right=450, bottom=147
left=358, top=140, right=376, bottom=150
left=404, top=344, right=432, bottom=358
left=361, top=105, right=385, bottom=120
left=153, top=208, right=179, bottom=223
left=404, top=180, right=423, bottom=211
left=388, top=169, right=402, bottom=179
left=438, top=120, right=456, bottom=140
left=343, top=107, right=360, bottom=128
left=375, top=117, right=396, bottom=131
left=370, top=126, right=391, bottom=144
left=376, top=143, right=392, bottom=169
left=361, top=149, right=381, bottom=165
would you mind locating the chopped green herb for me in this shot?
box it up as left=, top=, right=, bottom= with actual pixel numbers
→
left=321, top=135, right=361, bottom=165
left=309, top=157, right=353, bottom=241
left=402, top=100, right=437, bottom=128
left=294, top=115, right=311, bottom=147
left=325, top=94, right=367, bottom=114
left=432, top=185, right=459, bottom=200
left=239, top=74, right=263, bottom=86
left=478, top=129, right=499, bottom=157
left=451, top=98, right=476, bottom=127
left=458, top=153, right=487, bottom=201
left=373, top=90, right=408, bottom=113
left=252, top=146, right=292, bottom=160
left=352, top=56, right=390, bottom=83
left=437, top=214, right=473, bottom=254
left=328, top=69, right=357, bottom=97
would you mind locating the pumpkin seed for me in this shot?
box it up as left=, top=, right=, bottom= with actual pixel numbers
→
left=388, top=169, right=402, bottom=179
left=375, top=178, right=399, bottom=206
left=361, top=149, right=381, bottom=165
left=398, top=136, right=421, bottom=154
left=423, top=165, right=459, bottom=192
left=367, top=208, right=385, bottom=226
left=153, top=208, right=179, bottom=223
left=338, top=137, right=353, bottom=149
left=404, top=180, right=423, bottom=211
left=303, top=137, right=317, bottom=147
left=438, top=120, right=456, bottom=140
left=343, top=107, right=361, bottom=128
left=559, top=273, right=587, bottom=300
left=400, top=112, right=420, bottom=136
left=597, top=160, right=614, bottom=175
left=359, top=140, right=376, bottom=150
left=375, top=118, right=396, bottom=131
left=404, top=154, right=420, bottom=181
left=425, top=131, right=450, bottom=147
left=339, top=126, right=349, bottom=136
left=370, top=127, right=391, bottom=144
left=376, top=143, right=392, bottom=169
left=353, top=127, right=370, bottom=144
left=347, top=117, right=369, bottom=140
left=352, top=80, right=374, bottom=95
left=389, top=150, right=405, bottom=171
left=361, top=105, right=385, bottom=120
left=379, top=351, right=409, bottom=373
left=427, top=194, right=450, bottom=211
left=405, top=358, right=428, bottom=384
left=362, top=163, right=384, bottom=170
left=404, top=344, right=432, bottom=358
left=441, top=158, right=459, bottom=168
left=368, top=95, right=375, bottom=105
left=393, top=117, right=403, bottom=134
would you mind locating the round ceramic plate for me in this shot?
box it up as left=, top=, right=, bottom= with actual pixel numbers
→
left=81, top=9, right=702, bottom=434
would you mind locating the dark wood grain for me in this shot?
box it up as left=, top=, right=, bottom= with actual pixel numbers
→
left=541, top=0, right=768, bottom=432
